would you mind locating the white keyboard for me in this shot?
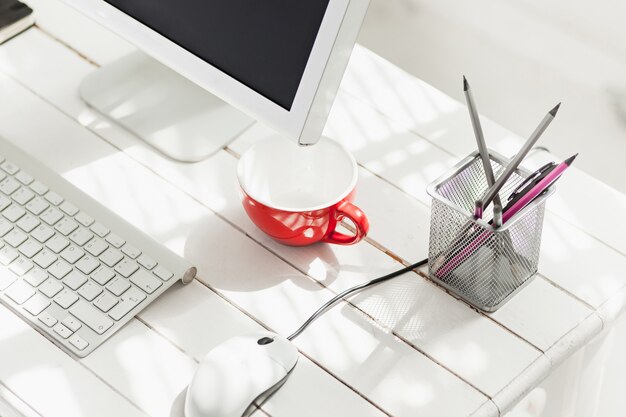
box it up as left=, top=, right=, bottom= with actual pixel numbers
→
left=0, top=137, right=196, bottom=357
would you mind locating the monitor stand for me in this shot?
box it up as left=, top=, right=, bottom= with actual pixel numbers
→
left=79, top=51, right=255, bottom=162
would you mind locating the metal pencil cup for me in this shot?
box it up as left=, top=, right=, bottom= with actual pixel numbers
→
left=426, top=150, right=553, bottom=312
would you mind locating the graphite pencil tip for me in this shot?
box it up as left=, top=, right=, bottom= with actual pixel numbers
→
left=564, top=153, right=578, bottom=165
left=463, top=75, right=469, bottom=91
left=549, top=102, right=561, bottom=117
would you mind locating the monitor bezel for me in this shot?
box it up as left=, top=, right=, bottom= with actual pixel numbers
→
left=62, top=0, right=368, bottom=144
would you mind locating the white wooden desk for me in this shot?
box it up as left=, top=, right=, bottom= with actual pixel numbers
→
left=1, top=2, right=625, bottom=416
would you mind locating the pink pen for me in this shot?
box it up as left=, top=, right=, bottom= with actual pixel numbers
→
left=501, top=154, right=576, bottom=223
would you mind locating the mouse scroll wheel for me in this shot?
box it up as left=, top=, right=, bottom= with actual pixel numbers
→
left=257, top=337, right=274, bottom=345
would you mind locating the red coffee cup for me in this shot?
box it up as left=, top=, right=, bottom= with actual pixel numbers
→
left=237, top=136, right=369, bottom=246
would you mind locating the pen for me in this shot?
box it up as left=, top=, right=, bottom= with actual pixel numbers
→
left=464, top=76, right=503, bottom=226
left=501, top=153, right=577, bottom=223
left=500, top=161, right=556, bottom=214
left=435, top=153, right=577, bottom=278
left=474, top=102, right=561, bottom=219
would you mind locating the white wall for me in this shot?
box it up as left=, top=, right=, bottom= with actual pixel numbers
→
left=358, top=0, right=626, bottom=194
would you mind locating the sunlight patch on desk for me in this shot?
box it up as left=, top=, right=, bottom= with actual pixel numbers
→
left=307, top=258, right=328, bottom=281
left=383, top=149, right=409, bottom=166
left=539, top=213, right=626, bottom=307
left=82, top=322, right=197, bottom=417
left=60, top=152, right=206, bottom=249
left=432, top=342, right=489, bottom=375
left=8, top=366, right=83, bottom=417
left=77, top=109, right=99, bottom=127
left=343, top=46, right=459, bottom=126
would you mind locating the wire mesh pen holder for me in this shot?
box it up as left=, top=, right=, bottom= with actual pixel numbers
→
left=426, top=150, right=553, bottom=312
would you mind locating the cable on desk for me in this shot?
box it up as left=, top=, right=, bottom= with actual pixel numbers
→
left=287, top=257, right=429, bottom=341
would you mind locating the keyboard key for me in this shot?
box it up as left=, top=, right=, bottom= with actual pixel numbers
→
left=48, top=260, right=72, bottom=279
left=63, top=271, right=88, bottom=290
left=3, top=204, right=26, bottom=222
left=100, top=248, right=123, bottom=267
left=94, top=292, right=118, bottom=312
left=77, top=280, right=102, bottom=301
left=0, top=246, right=19, bottom=265
left=44, top=191, right=63, bottom=206
left=75, top=211, right=94, bottom=227
left=26, top=197, right=48, bottom=215
left=61, top=245, right=84, bottom=264
left=23, top=293, right=51, bottom=316
left=106, top=276, right=130, bottom=296
left=12, top=187, right=35, bottom=205
left=121, top=244, right=141, bottom=259
left=69, top=300, right=114, bottom=334
left=9, top=257, right=33, bottom=276
left=23, top=269, right=48, bottom=287
left=68, top=334, right=88, bottom=351
left=33, top=249, right=57, bottom=269
left=75, top=255, right=99, bottom=275
left=0, top=171, right=5, bottom=182
left=0, top=160, right=18, bottom=175
left=16, top=214, right=40, bottom=232
left=61, top=316, right=82, bottom=332
left=90, top=222, right=109, bottom=238
left=114, top=259, right=139, bottom=278
left=108, top=287, right=146, bottom=321
left=41, top=207, right=63, bottom=225
left=105, top=233, right=125, bottom=249
left=59, top=201, right=79, bottom=216
left=137, top=254, right=156, bottom=270
left=55, top=218, right=79, bottom=236
left=0, top=218, right=13, bottom=236
left=0, top=195, right=9, bottom=212
left=29, top=180, right=48, bottom=196
left=38, top=311, right=57, bottom=327
left=5, top=280, right=35, bottom=304
left=30, top=224, right=53, bottom=244
left=85, top=238, right=107, bottom=257
left=45, top=235, right=70, bottom=253
left=53, top=323, right=72, bottom=339
left=54, top=289, right=79, bottom=309
left=39, top=278, right=63, bottom=298
left=14, top=170, right=33, bottom=185
left=18, top=239, right=42, bottom=258
left=153, top=265, right=173, bottom=281
left=69, top=228, right=93, bottom=246
left=4, top=229, right=27, bottom=247
left=0, top=177, right=20, bottom=195
left=129, top=270, right=162, bottom=294
left=91, top=266, right=115, bottom=286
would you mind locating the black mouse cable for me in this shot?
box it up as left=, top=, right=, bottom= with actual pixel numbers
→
left=286, top=257, right=429, bottom=341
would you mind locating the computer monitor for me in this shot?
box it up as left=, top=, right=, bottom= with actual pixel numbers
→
left=62, top=0, right=370, bottom=161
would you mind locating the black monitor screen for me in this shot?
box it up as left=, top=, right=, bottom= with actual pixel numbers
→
left=104, top=0, right=331, bottom=110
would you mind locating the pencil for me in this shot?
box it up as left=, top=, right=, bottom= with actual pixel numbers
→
left=474, top=102, right=561, bottom=219
left=463, top=76, right=503, bottom=226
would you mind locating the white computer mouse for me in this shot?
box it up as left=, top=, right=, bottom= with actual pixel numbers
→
left=184, top=332, right=298, bottom=417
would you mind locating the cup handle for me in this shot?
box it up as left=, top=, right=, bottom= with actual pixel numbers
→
left=323, top=201, right=370, bottom=245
